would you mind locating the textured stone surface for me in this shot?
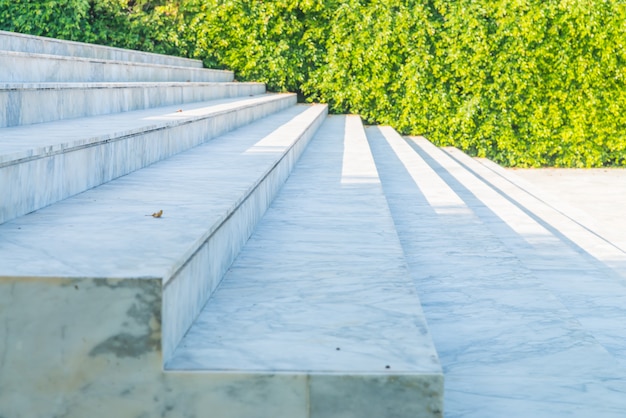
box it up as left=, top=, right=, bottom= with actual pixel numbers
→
left=0, top=50, right=233, bottom=83
left=503, top=165, right=626, bottom=255
left=0, top=81, right=266, bottom=128
left=0, top=94, right=297, bottom=224
left=0, top=29, right=204, bottom=67
left=367, top=127, right=626, bottom=417
left=168, top=116, right=443, bottom=417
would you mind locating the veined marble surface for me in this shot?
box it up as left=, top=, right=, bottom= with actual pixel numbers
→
left=168, top=115, right=443, bottom=417
left=367, top=126, right=626, bottom=417
left=476, top=156, right=626, bottom=272
left=0, top=29, right=204, bottom=68
left=416, top=139, right=626, bottom=367
left=0, top=93, right=296, bottom=224
left=0, top=103, right=327, bottom=363
left=0, top=50, right=233, bottom=83
left=0, top=81, right=266, bottom=127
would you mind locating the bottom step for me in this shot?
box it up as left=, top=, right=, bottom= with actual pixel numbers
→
left=167, top=115, right=443, bottom=417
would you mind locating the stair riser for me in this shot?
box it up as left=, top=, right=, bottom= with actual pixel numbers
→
left=0, top=52, right=233, bottom=83
left=0, top=30, right=203, bottom=68
left=0, top=276, right=163, bottom=418
left=0, top=284, right=321, bottom=418
left=162, top=105, right=328, bottom=361
left=0, top=280, right=306, bottom=418
left=0, top=95, right=297, bottom=224
left=0, top=83, right=266, bottom=127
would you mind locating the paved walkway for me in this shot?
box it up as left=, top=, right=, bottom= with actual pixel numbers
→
left=367, top=131, right=626, bottom=417
left=509, top=168, right=626, bottom=252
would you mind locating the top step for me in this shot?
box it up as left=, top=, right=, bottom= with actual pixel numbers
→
left=0, top=50, right=233, bottom=83
left=0, top=30, right=203, bottom=68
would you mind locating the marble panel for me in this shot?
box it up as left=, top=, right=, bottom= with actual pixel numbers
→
left=0, top=277, right=310, bottom=417
left=367, top=126, right=626, bottom=417
left=0, top=93, right=297, bottom=224
left=167, top=115, right=443, bottom=416
left=0, top=50, right=233, bottom=83
left=0, top=30, right=204, bottom=68
left=309, top=374, right=443, bottom=418
left=0, top=82, right=265, bottom=128
left=162, top=103, right=327, bottom=360
left=0, top=276, right=163, bottom=417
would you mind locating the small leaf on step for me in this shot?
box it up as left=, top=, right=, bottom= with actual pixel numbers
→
left=145, top=210, right=163, bottom=218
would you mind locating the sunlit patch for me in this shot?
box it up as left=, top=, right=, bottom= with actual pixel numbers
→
left=341, top=115, right=380, bottom=185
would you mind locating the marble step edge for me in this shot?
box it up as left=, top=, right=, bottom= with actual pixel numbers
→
left=404, top=138, right=626, bottom=368
left=164, top=116, right=443, bottom=416
left=0, top=104, right=328, bottom=368
left=436, top=144, right=626, bottom=276
left=0, top=50, right=233, bottom=83
left=161, top=104, right=329, bottom=361
left=0, top=93, right=297, bottom=224
left=0, top=81, right=266, bottom=128
left=0, top=29, right=204, bottom=68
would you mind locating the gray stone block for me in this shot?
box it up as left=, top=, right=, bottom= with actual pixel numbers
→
left=0, top=81, right=266, bottom=127
left=0, top=50, right=233, bottom=83
left=0, top=29, right=204, bottom=68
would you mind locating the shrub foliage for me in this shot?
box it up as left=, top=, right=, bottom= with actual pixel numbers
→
left=2, top=0, right=625, bottom=167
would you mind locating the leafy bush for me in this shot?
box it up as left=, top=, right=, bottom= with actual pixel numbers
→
left=2, top=0, right=625, bottom=166
left=0, top=0, right=195, bottom=55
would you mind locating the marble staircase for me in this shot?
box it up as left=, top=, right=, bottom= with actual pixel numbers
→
left=2, top=31, right=626, bottom=418
left=365, top=127, right=626, bottom=417
left=0, top=32, right=442, bottom=417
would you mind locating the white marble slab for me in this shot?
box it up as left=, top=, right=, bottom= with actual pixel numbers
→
left=167, top=115, right=443, bottom=417
left=443, top=147, right=626, bottom=270
left=367, top=126, right=626, bottom=417
left=0, top=103, right=327, bottom=361
left=0, top=81, right=265, bottom=127
left=0, top=93, right=296, bottom=224
left=0, top=50, right=233, bottom=83
left=0, top=275, right=311, bottom=417
left=416, top=138, right=626, bottom=366
left=0, top=29, right=204, bottom=68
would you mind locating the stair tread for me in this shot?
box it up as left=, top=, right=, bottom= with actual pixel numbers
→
left=0, top=29, right=204, bottom=68
left=0, top=81, right=262, bottom=90
left=166, top=115, right=442, bottom=376
left=0, top=50, right=233, bottom=83
left=426, top=143, right=626, bottom=362
left=0, top=93, right=291, bottom=164
left=0, top=104, right=326, bottom=280
left=0, top=49, right=227, bottom=73
left=365, top=127, right=626, bottom=416
left=0, top=81, right=267, bottom=128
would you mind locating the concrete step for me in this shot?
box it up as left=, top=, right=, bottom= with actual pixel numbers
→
left=0, top=81, right=266, bottom=127
left=366, top=127, right=626, bottom=417
left=0, top=50, right=233, bottom=83
left=0, top=104, right=328, bottom=418
left=0, top=93, right=297, bottom=224
left=166, top=115, right=443, bottom=418
left=0, top=30, right=204, bottom=68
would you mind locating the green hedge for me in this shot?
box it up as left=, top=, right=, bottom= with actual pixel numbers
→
left=2, top=0, right=625, bottom=167
left=0, top=0, right=196, bottom=55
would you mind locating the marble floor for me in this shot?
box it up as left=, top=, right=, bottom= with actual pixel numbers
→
left=167, top=115, right=444, bottom=417
left=366, top=128, right=626, bottom=417
left=510, top=167, right=626, bottom=253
